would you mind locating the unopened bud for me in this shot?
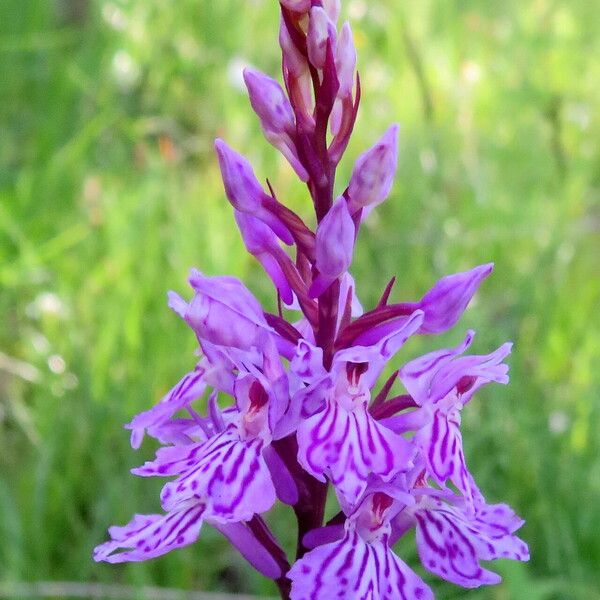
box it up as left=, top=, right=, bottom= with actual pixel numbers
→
left=336, top=22, right=356, bottom=97
left=307, top=7, right=336, bottom=69
left=310, top=197, right=355, bottom=297
left=215, top=139, right=265, bottom=213
left=417, top=263, right=494, bottom=334
left=279, top=17, right=308, bottom=78
left=348, top=124, right=399, bottom=212
left=323, top=0, right=341, bottom=23
left=244, top=68, right=295, bottom=135
left=215, top=139, right=293, bottom=243
left=243, top=68, right=309, bottom=182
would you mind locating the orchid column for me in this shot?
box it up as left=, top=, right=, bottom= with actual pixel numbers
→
left=94, top=2, right=529, bottom=599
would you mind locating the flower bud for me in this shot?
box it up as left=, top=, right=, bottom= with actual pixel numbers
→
left=417, top=263, right=494, bottom=334
left=323, top=0, right=341, bottom=23
left=214, top=139, right=293, bottom=243
left=279, top=17, right=308, bottom=78
left=243, top=68, right=309, bottom=182
left=348, top=124, right=399, bottom=213
left=310, top=197, right=355, bottom=297
left=336, top=22, right=356, bottom=98
left=215, top=138, right=265, bottom=213
left=307, top=7, right=336, bottom=69
left=244, top=68, right=295, bottom=135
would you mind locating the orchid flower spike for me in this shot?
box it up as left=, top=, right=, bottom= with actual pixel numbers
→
left=96, top=2, right=528, bottom=599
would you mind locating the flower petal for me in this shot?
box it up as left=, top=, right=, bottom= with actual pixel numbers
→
left=159, top=427, right=276, bottom=523
left=414, top=498, right=529, bottom=588
left=93, top=505, right=205, bottom=563
left=297, top=401, right=413, bottom=502
left=288, top=530, right=433, bottom=600
left=416, top=409, right=482, bottom=510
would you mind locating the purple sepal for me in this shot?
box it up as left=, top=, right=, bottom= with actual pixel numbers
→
left=414, top=497, right=529, bottom=588
left=302, top=524, right=344, bottom=549
left=399, top=331, right=511, bottom=407
left=213, top=521, right=283, bottom=579
left=126, top=365, right=207, bottom=449
left=178, top=270, right=274, bottom=350
left=417, top=263, right=494, bottom=334
left=347, top=124, right=399, bottom=213
left=263, top=445, right=299, bottom=505
left=334, top=309, right=424, bottom=389
left=310, top=197, right=355, bottom=298
left=93, top=504, right=206, bottom=563
left=214, top=139, right=293, bottom=244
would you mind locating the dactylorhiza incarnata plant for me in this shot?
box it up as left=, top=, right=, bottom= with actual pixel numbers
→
left=94, top=1, right=530, bottom=598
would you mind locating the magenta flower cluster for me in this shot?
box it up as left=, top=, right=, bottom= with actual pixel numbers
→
left=94, top=1, right=529, bottom=598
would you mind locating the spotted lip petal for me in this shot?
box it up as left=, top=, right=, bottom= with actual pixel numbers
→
left=156, top=426, right=277, bottom=523
left=413, top=497, right=529, bottom=588
left=288, top=529, right=433, bottom=600
left=93, top=504, right=206, bottom=563
left=297, top=399, right=414, bottom=503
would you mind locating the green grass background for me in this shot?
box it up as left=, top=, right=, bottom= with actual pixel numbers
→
left=1, top=0, right=600, bottom=598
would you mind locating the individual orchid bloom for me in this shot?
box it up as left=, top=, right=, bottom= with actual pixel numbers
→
left=398, top=332, right=512, bottom=508
left=347, top=124, right=400, bottom=215
left=288, top=492, right=434, bottom=600
left=243, top=68, right=309, bottom=181
left=407, top=492, right=529, bottom=588
left=214, top=139, right=294, bottom=244
left=131, top=375, right=278, bottom=524
left=309, top=197, right=355, bottom=298
left=296, top=311, right=423, bottom=502
left=306, top=7, right=336, bottom=69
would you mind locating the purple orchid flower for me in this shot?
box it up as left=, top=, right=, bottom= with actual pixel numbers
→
left=393, top=331, right=512, bottom=509
left=95, top=2, right=529, bottom=598
left=289, top=491, right=433, bottom=599
left=410, top=493, right=529, bottom=588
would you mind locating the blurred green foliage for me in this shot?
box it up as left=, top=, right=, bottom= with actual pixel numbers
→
left=1, top=0, right=599, bottom=598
